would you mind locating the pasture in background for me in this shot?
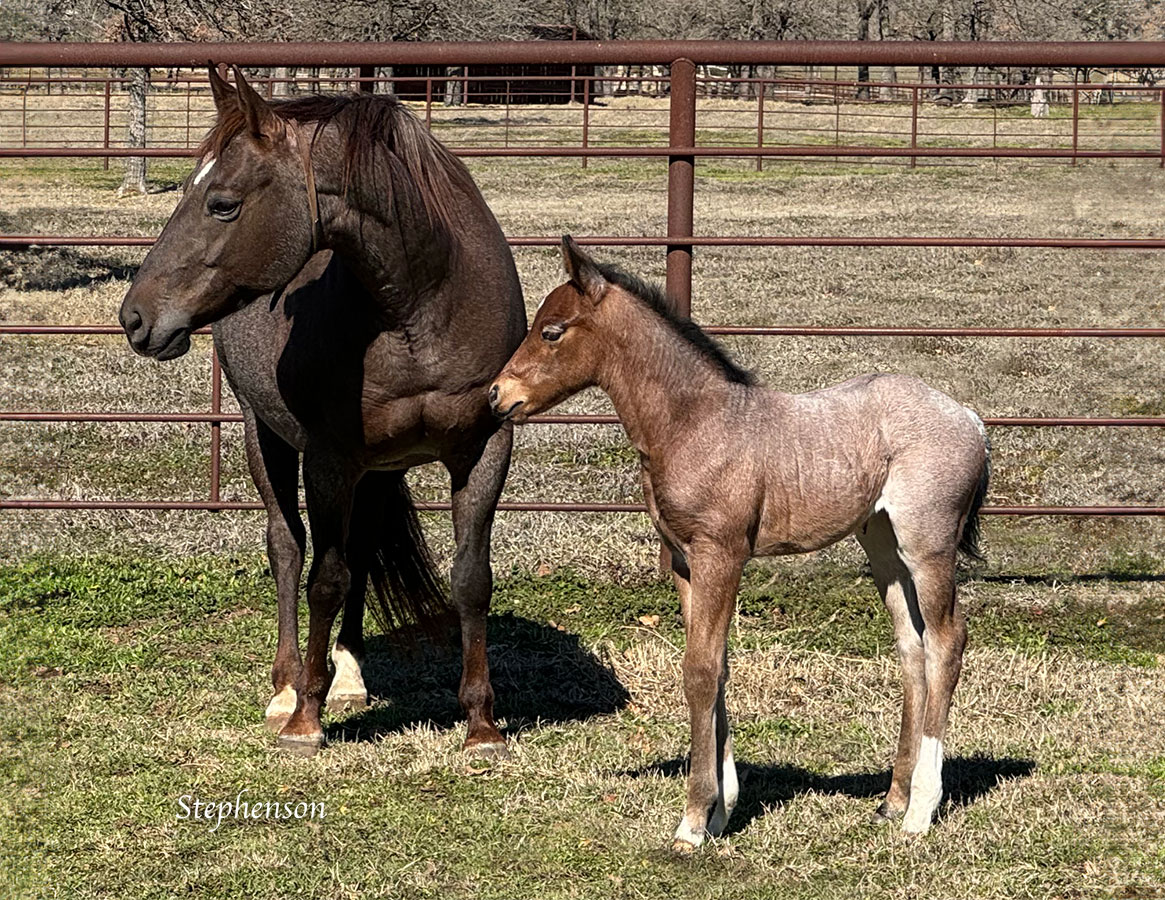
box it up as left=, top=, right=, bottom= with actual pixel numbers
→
left=1, top=59, right=1163, bottom=899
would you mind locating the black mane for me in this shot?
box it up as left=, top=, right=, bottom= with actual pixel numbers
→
left=597, top=263, right=757, bottom=386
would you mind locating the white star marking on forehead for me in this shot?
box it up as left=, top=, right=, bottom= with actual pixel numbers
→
left=192, top=156, right=217, bottom=186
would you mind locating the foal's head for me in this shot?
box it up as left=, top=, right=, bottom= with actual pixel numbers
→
left=119, top=65, right=317, bottom=359
left=489, top=236, right=611, bottom=422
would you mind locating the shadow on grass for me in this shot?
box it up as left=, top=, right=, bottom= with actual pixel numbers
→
left=622, top=753, right=1036, bottom=835
left=324, top=611, right=630, bottom=744
left=0, top=245, right=136, bottom=291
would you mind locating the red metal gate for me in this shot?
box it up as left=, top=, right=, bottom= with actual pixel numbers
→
left=1, top=41, right=1163, bottom=517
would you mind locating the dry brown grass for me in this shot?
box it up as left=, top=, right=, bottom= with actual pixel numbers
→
left=1, top=147, right=1164, bottom=577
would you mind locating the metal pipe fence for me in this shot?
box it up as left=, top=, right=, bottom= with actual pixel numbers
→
left=1, top=41, right=1163, bottom=519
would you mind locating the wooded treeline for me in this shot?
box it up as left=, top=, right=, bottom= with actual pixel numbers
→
left=3, top=0, right=1164, bottom=43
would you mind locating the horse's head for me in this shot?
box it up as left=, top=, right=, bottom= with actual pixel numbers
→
left=489, top=236, right=607, bottom=422
left=119, top=65, right=316, bottom=359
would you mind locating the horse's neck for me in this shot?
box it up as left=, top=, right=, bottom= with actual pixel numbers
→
left=316, top=146, right=452, bottom=319
left=598, top=301, right=732, bottom=460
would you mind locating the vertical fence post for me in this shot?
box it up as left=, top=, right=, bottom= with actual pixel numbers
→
left=504, top=79, right=511, bottom=148
left=209, top=349, right=222, bottom=509
left=582, top=75, right=590, bottom=169
left=1072, top=74, right=1079, bottom=166
left=910, top=84, right=919, bottom=168
left=102, top=77, right=111, bottom=170
left=21, top=87, right=28, bottom=148
left=1159, top=88, right=1164, bottom=168
left=425, top=77, right=432, bottom=130
left=660, top=57, right=697, bottom=575
left=359, top=65, right=375, bottom=94
left=756, top=80, right=765, bottom=172
left=666, top=57, right=696, bottom=318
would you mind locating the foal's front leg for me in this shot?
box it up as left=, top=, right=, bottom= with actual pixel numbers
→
left=278, top=449, right=359, bottom=756
left=672, top=545, right=744, bottom=853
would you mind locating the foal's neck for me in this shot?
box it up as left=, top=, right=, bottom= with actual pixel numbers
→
left=597, top=296, right=740, bottom=461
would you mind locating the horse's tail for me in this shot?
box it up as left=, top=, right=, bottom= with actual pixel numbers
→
left=958, top=411, right=991, bottom=562
left=350, top=471, right=452, bottom=636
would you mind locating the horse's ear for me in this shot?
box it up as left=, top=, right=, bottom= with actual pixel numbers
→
left=207, top=62, right=235, bottom=115
left=561, top=235, right=607, bottom=302
left=231, top=65, right=279, bottom=139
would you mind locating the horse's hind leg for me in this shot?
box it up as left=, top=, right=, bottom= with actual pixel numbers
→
left=327, top=526, right=370, bottom=713
left=278, top=448, right=359, bottom=756
left=446, top=425, right=512, bottom=758
left=241, top=408, right=306, bottom=732
left=856, top=511, right=925, bottom=823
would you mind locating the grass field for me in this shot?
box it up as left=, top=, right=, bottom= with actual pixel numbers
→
left=2, top=102, right=1164, bottom=897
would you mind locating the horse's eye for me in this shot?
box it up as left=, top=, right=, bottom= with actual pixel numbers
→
left=541, top=325, right=565, bottom=343
left=207, top=196, right=241, bottom=222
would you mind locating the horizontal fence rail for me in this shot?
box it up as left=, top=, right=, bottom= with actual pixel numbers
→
left=1, top=40, right=1163, bottom=520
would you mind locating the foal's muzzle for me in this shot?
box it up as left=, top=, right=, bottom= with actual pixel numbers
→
left=487, top=382, right=525, bottom=421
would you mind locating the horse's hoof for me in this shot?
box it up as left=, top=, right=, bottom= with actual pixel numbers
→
left=671, top=838, right=699, bottom=856
left=326, top=692, right=368, bottom=713
left=870, top=801, right=904, bottom=825
left=277, top=731, right=324, bottom=757
left=464, top=739, right=509, bottom=761
left=264, top=714, right=291, bottom=734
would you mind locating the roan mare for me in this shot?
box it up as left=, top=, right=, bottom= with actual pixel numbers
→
left=490, top=238, right=990, bottom=846
left=119, top=67, right=527, bottom=757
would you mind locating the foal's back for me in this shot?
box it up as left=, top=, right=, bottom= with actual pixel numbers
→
left=734, top=373, right=986, bottom=557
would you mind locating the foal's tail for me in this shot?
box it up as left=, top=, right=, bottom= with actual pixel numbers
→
left=350, top=471, right=452, bottom=636
left=958, top=414, right=992, bottom=562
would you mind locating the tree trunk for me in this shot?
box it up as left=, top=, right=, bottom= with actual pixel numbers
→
left=119, top=67, right=149, bottom=196
left=856, top=1, right=874, bottom=100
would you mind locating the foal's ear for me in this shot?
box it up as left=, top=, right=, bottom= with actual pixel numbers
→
left=561, top=235, right=607, bottom=302
left=231, top=65, right=281, bottom=140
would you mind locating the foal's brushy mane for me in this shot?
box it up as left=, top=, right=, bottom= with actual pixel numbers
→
left=596, top=262, right=757, bottom=386
left=200, top=91, right=469, bottom=251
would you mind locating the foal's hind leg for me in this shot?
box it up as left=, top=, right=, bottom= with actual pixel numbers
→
left=446, top=426, right=512, bottom=758
left=241, top=409, right=307, bottom=733
left=856, top=512, right=925, bottom=823
left=899, top=547, right=965, bottom=834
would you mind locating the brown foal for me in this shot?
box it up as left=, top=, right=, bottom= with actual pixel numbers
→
left=490, top=237, right=990, bottom=848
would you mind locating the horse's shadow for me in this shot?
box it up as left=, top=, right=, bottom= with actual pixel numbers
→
left=324, top=612, right=630, bottom=743
left=623, top=753, right=1036, bottom=835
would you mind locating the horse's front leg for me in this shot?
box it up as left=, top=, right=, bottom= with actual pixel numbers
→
left=278, top=449, right=359, bottom=756
left=446, top=425, right=512, bottom=758
left=673, top=542, right=744, bottom=853
left=239, top=408, right=306, bottom=733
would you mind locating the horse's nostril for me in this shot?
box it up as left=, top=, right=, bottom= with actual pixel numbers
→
left=122, top=307, right=143, bottom=334
left=488, top=384, right=499, bottom=406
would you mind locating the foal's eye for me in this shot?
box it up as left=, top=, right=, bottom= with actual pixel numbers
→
left=207, top=196, right=242, bottom=222
left=541, top=325, right=565, bottom=343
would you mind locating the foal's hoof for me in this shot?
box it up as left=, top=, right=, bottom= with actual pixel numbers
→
left=870, top=801, right=905, bottom=825
left=464, top=738, right=509, bottom=761
left=277, top=731, right=324, bottom=758
left=326, top=692, right=368, bottom=713
left=671, top=838, right=700, bottom=856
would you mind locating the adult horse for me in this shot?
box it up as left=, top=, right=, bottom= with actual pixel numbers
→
left=119, top=66, right=526, bottom=757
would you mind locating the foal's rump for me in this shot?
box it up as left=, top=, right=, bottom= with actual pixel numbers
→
left=758, top=373, right=988, bottom=557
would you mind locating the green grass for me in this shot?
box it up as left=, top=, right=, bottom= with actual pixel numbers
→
left=3, top=554, right=1165, bottom=898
